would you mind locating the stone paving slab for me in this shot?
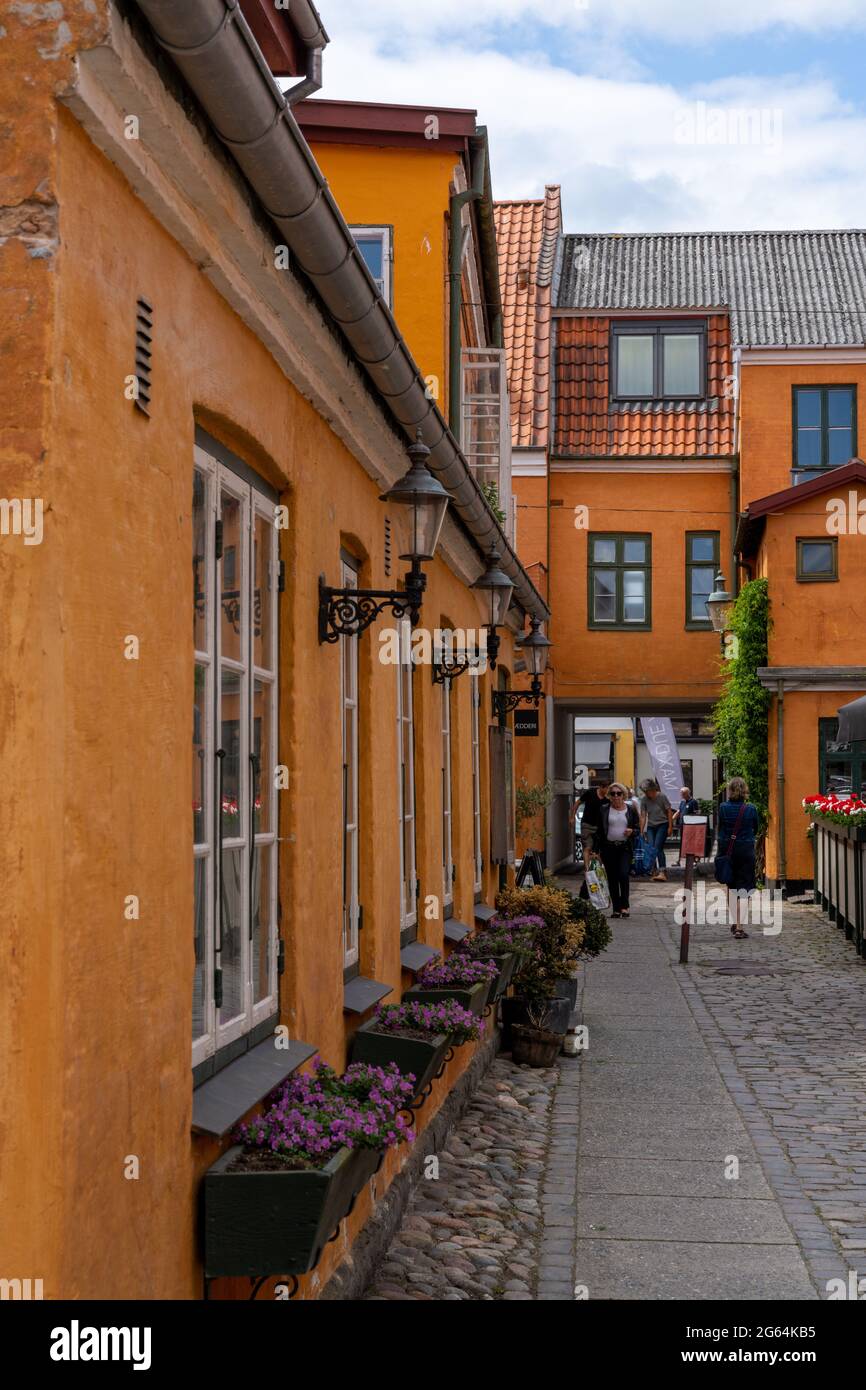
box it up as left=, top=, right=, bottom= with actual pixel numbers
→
left=578, top=1194, right=796, bottom=1243
left=574, top=1238, right=818, bottom=1301
left=578, top=1156, right=775, bottom=1199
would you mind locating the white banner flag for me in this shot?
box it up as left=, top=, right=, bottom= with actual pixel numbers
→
left=639, top=717, right=685, bottom=805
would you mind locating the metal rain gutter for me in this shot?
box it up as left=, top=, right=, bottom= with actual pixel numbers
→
left=132, top=0, right=549, bottom=622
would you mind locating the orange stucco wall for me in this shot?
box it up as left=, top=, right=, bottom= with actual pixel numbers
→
left=307, top=142, right=456, bottom=417
left=0, top=34, right=514, bottom=1299
left=756, top=488, right=866, bottom=881
left=755, top=489, right=866, bottom=667
left=545, top=471, right=732, bottom=708
left=740, top=361, right=866, bottom=502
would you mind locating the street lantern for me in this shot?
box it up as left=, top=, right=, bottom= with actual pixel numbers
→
left=492, top=616, right=552, bottom=719
left=318, top=430, right=450, bottom=642
left=471, top=546, right=514, bottom=670
left=380, top=431, right=450, bottom=562
left=706, top=572, right=734, bottom=634
left=516, top=615, right=552, bottom=681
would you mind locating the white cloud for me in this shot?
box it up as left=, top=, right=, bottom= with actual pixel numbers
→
left=319, top=0, right=866, bottom=42
left=315, top=29, right=866, bottom=231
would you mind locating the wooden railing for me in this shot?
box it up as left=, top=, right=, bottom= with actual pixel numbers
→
left=812, top=819, right=866, bottom=958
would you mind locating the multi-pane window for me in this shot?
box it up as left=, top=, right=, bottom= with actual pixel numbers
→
left=192, top=444, right=279, bottom=1069
left=441, top=679, right=454, bottom=910
left=350, top=226, right=392, bottom=307
left=396, top=620, right=418, bottom=942
left=793, top=387, right=856, bottom=479
left=612, top=322, right=705, bottom=400
left=819, top=718, right=866, bottom=798
left=470, top=673, right=483, bottom=894
left=797, top=537, right=838, bottom=582
left=686, top=532, right=720, bottom=627
left=341, top=558, right=361, bottom=971
left=589, top=533, right=652, bottom=629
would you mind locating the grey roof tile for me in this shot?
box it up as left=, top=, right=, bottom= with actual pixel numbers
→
left=557, top=231, right=866, bottom=348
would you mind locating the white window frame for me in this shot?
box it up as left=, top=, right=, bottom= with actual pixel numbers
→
left=470, top=672, right=483, bottom=894
left=397, top=619, right=418, bottom=938
left=341, top=558, right=361, bottom=970
left=350, top=225, right=393, bottom=308
left=192, top=445, right=280, bottom=1069
left=442, top=678, right=454, bottom=909
left=462, top=346, right=513, bottom=540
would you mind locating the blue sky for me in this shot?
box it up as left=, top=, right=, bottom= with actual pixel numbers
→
left=314, top=0, right=866, bottom=232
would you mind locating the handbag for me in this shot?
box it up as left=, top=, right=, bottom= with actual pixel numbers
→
left=714, top=802, right=747, bottom=886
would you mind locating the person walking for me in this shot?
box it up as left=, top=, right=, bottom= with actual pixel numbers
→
left=715, top=776, right=759, bottom=939
left=675, top=785, right=699, bottom=865
left=574, top=778, right=610, bottom=900
left=594, top=783, right=640, bottom=917
left=640, top=778, right=674, bottom=881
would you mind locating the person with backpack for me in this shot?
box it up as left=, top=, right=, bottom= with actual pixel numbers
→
left=715, top=776, right=759, bottom=939
left=675, top=785, right=699, bottom=865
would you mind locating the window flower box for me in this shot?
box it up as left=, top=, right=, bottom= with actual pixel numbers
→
left=352, top=998, right=484, bottom=1098
left=203, top=1060, right=414, bottom=1278
left=204, top=1141, right=381, bottom=1278
left=403, top=954, right=498, bottom=1014
left=402, top=979, right=490, bottom=1017
left=351, top=1022, right=451, bottom=1098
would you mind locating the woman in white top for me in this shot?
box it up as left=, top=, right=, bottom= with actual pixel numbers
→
left=589, top=783, right=641, bottom=918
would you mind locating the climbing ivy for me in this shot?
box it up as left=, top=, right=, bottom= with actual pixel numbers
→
left=712, top=578, right=772, bottom=827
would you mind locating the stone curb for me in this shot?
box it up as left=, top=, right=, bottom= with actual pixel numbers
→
left=320, top=1027, right=501, bottom=1300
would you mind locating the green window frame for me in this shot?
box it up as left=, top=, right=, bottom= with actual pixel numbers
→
left=588, top=533, right=652, bottom=630
left=685, top=531, right=720, bottom=628
left=819, top=718, right=866, bottom=799
left=796, top=537, right=838, bottom=583
left=792, top=386, right=857, bottom=479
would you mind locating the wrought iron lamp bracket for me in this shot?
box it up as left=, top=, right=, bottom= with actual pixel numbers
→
left=318, top=568, right=426, bottom=644
left=491, top=681, right=544, bottom=719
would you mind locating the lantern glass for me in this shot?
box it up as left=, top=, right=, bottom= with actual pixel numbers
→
left=380, top=436, right=451, bottom=562
left=706, top=572, right=734, bottom=633
left=517, top=620, right=552, bottom=677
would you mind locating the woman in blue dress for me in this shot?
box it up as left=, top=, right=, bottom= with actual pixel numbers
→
left=716, top=777, right=759, bottom=939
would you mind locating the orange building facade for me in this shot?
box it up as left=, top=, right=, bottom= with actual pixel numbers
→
left=498, top=226, right=866, bottom=885
left=0, top=0, right=547, bottom=1300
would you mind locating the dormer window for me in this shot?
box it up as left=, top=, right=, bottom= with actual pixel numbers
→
left=612, top=321, right=706, bottom=401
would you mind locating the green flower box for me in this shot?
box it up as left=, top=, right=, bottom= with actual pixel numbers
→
left=203, top=1143, right=382, bottom=1278
left=402, top=979, right=489, bottom=1017
left=486, top=951, right=517, bottom=1003
left=351, top=1021, right=451, bottom=1098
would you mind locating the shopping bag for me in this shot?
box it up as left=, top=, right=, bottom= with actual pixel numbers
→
left=584, top=861, right=611, bottom=912
left=632, top=834, right=653, bottom=877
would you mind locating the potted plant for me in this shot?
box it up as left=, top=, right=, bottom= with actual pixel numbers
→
left=204, top=1061, right=414, bottom=1279
left=495, top=888, right=587, bottom=1047
left=352, top=998, right=484, bottom=1098
left=511, top=1000, right=566, bottom=1068
left=404, top=953, right=498, bottom=1015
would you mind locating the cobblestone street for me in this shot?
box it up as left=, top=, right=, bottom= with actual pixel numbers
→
left=364, top=880, right=866, bottom=1301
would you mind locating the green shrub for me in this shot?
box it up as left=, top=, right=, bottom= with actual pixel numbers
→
left=568, top=898, right=612, bottom=961
left=495, top=885, right=585, bottom=992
